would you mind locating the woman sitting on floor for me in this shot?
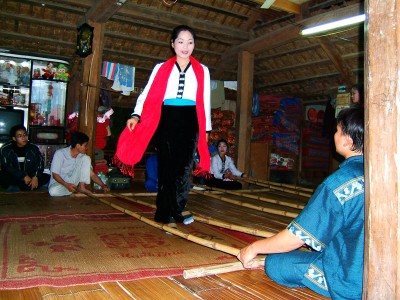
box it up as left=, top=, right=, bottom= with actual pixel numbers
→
left=205, top=139, right=246, bottom=190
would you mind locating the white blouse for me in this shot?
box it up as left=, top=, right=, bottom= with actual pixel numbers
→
left=133, top=62, right=212, bottom=131
left=210, top=154, right=243, bottom=179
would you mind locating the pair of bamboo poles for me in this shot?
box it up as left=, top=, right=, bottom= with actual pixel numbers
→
left=81, top=178, right=314, bottom=279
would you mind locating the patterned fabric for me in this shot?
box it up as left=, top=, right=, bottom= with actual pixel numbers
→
left=285, top=155, right=365, bottom=299
left=101, top=61, right=117, bottom=80
left=176, top=62, right=191, bottom=99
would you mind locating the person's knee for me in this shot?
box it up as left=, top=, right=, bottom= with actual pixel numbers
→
left=265, top=254, right=281, bottom=282
left=48, top=186, right=57, bottom=196
left=48, top=184, right=71, bottom=197
left=265, top=252, right=311, bottom=288
left=265, top=254, right=299, bottom=287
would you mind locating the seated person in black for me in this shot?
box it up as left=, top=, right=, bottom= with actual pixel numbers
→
left=0, top=125, right=50, bottom=192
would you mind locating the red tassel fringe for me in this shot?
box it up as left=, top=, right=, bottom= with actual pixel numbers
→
left=193, top=166, right=212, bottom=179
left=112, top=155, right=135, bottom=177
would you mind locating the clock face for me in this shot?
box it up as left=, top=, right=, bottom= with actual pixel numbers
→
left=76, top=23, right=94, bottom=58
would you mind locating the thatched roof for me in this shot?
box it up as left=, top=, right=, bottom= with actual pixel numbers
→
left=0, top=0, right=364, bottom=101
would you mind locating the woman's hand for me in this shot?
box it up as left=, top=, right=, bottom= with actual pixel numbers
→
left=29, top=176, right=39, bottom=189
left=23, top=175, right=32, bottom=185
left=224, top=170, right=234, bottom=180
left=126, top=117, right=139, bottom=131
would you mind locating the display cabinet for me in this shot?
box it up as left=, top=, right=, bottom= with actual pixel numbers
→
left=0, top=54, right=31, bottom=137
left=0, top=52, right=69, bottom=160
left=0, top=53, right=69, bottom=127
left=29, top=59, right=68, bottom=127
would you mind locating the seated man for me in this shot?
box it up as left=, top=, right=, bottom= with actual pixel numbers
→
left=238, top=107, right=364, bottom=299
left=48, top=131, right=109, bottom=196
left=0, top=125, right=50, bottom=192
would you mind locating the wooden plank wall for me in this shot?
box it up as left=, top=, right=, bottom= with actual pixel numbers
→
left=364, top=0, right=400, bottom=298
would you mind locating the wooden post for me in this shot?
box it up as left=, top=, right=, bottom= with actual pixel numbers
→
left=236, top=51, right=254, bottom=176
left=364, top=0, right=400, bottom=298
left=78, top=22, right=105, bottom=161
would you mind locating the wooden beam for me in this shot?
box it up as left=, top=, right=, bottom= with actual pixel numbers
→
left=317, top=36, right=355, bottom=86
left=213, top=24, right=299, bottom=79
left=215, top=2, right=363, bottom=77
left=22, top=0, right=250, bottom=40
left=118, top=3, right=249, bottom=40
left=80, top=0, right=126, bottom=24
left=256, top=51, right=364, bottom=75
left=78, top=22, right=105, bottom=162
left=250, top=3, right=362, bottom=54
left=235, top=51, right=254, bottom=176
left=253, top=0, right=301, bottom=14
left=364, top=0, right=400, bottom=298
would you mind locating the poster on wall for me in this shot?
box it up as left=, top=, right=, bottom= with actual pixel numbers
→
left=335, top=93, right=350, bottom=117
left=305, top=104, right=325, bottom=126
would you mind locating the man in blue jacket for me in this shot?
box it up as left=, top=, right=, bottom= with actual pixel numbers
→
left=0, top=125, right=50, bottom=192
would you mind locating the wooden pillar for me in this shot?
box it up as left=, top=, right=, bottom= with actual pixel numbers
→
left=235, top=51, right=254, bottom=174
left=364, top=0, right=400, bottom=298
left=78, top=22, right=105, bottom=161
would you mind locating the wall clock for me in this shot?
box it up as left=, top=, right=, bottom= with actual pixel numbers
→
left=76, top=23, right=94, bottom=58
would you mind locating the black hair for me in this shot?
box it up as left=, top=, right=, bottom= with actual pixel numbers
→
left=171, top=25, right=196, bottom=43
left=351, top=83, right=364, bottom=107
left=216, top=139, right=229, bottom=150
left=10, top=125, right=27, bottom=138
left=70, top=131, right=89, bottom=148
left=336, top=107, right=364, bottom=153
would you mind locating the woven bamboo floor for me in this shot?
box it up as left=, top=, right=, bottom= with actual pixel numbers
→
left=0, top=180, right=329, bottom=300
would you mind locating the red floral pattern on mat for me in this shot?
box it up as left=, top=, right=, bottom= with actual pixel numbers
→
left=32, top=235, right=82, bottom=252
left=1, top=216, right=258, bottom=289
left=17, top=255, right=79, bottom=273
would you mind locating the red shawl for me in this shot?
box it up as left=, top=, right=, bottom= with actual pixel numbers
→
left=113, top=56, right=210, bottom=177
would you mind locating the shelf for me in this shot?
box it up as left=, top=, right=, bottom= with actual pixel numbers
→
left=32, top=78, right=68, bottom=83
left=0, top=104, right=29, bottom=109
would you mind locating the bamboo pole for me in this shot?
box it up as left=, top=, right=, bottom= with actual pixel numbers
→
left=241, top=177, right=313, bottom=198
left=112, top=192, right=280, bottom=237
left=194, top=184, right=306, bottom=209
left=193, top=213, right=277, bottom=238
left=111, top=192, right=157, bottom=209
left=84, top=192, right=277, bottom=279
left=120, top=192, right=157, bottom=197
left=83, top=191, right=240, bottom=256
left=244, top=177, right=314, bottom=193
left=191, top=193, right=290, bottom=228
left=191, top=189, right=300, bottom=218
left=183, top=256, right=265, bottom=279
